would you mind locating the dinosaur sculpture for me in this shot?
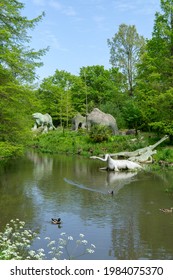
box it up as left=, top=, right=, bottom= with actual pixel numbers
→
left=90, top=154, right=142, bottom=171
left=110, top=135, right=169, bottom=163
left=87, top=108, right=119, bottom=135
left=71, top=113, right=86, bottom=131
left=71, top=108, right=119, bottom=134
left=32, top=112, right=55, bottom=133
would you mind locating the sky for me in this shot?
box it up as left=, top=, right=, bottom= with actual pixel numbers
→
left=22, top=0, right=161, bottom=81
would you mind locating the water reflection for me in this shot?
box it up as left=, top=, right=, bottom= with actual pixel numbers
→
left=0, top=151, right=173, bottom=259
left=64, top=170, right=137, bottom=195
left=27, top=151, right=53, bottom=180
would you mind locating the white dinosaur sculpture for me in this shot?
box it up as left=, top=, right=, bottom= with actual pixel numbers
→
left=90, top=154, right=142, bottom=171
left=32, top=113, right=55, bottom=133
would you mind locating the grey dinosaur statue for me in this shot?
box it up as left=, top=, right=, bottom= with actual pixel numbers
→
left=71, top=113, right=86, bottom=131
left=87, top=108, right=119, bottom=135
left=32, top=113, right=55, bottom=133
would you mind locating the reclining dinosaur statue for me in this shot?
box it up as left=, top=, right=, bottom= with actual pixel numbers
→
left=90, top=154, right=142, bottom=171
left=110, top=135, right=169, bottom=163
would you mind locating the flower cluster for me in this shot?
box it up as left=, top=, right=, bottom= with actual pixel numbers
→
left=45, top=232, right=96, bottom=260
left=0, top=219, right=96, bottom=260
left=0, top=219, right=38, bottom=260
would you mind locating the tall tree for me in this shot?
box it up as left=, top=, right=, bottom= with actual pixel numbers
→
left=135, top=0, right=173, bottom=137
left=79, top=65, right=125, bottom=110
left=0, top=0, right=47, bottom=145
left=148, top=0, right=173, bottom=88
left=38, top=70, right=77, bottom=127
left=0, top=0, right=47, bottom=82
left=107, top=24, right=145, bottom=96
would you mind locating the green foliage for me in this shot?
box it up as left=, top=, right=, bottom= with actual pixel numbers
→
left=1, top=0, right=173, bottom=153
left=79, top=65, right=124, bottom=109
left=148, top=88, right=173, bottom=138
left=0, top=0, right=47, bottom=153
left=88, top=124, right=111, bottom=143
left=0, top=142, right=24, bottom=158
left=108, top=24, right=146, bottom=96
left=31, top=129, right=148, bottom=157
left=154, top=148, right=173, bottom=163
left=122, top=100, right=143, bottom=130
left=0, top=81, right=35, bottom=144
left=38, top=70, right=80, bottom=126
left=37, top=66, right=127, bottom=129
left=0, top=219, right=95, bottom=260
left=0, top=0, right=48, bottom=82
left=135, top=1, right=173, bottom=135
left=0, top=219, right=38, bottom=260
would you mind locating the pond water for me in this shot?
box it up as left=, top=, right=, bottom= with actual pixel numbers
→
left=0, top=151, right=173, bottom=260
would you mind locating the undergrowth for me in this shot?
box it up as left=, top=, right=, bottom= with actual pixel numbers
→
left=31, top=128, right=150, bottom=157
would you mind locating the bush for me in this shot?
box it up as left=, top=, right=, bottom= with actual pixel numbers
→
left=88, top=124, right=112, bottom=143
left=0, top=142, right=24, bottom=158
left=154, top=148, right=173, bottom=163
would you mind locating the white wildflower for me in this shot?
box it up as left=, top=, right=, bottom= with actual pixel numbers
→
left=68, top=236, right=73, bottom=240
left=47, top=240, right=56, bottom=247
left=82, top=240, right=88, bottom=245
left=29, top=250, right=36, bottom=257
left=45, top=236, right=50, bottom=240
left=86, top=248, right=94, bottom=254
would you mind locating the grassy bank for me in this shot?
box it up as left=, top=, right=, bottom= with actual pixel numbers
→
left=31, top=128, right=145, bottom=155
left=30, top=128, right=173, bottom=165
left=1, top=128, right=173, bottom=167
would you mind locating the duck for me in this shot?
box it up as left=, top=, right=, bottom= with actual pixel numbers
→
left=159, top=207, right=173, bottom=213
left=108, top=190, right=114, bottom=195
left=51, top=218, right=61, bottom=224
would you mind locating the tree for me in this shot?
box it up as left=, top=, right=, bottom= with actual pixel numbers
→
left=122, top=100, right=143, bottom=133
left=38, top=70, right=77, bottom=127
left=79, top=65, right=111, bottom=110
left=108, top=24, right=145, bottom=96
left=0, top=0, right=47, bottom=146
left=0, top=0, right=48, bottom=82
left=147, top=0, right=173, bottom=88
left=135, top=0, right=173, bottom=137
left=79, top=65, right=125, bottom=111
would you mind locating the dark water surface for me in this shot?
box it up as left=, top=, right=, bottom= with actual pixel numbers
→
left=0, top=151, right=173, bottom=259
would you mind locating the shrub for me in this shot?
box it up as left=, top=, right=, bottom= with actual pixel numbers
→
left=88, top=124, right=112, bottom=143
left=154, top=148, right=173, bottom=163
left=0, top=142, right=24, bottom=158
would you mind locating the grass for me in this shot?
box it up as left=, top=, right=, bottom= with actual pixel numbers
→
left=31, top=128, right=155, bottom=157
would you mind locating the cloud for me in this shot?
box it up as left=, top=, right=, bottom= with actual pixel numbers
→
left=63, top=6, right=77, bottom=16
left=32, top=0, right=77, bottom=17
left=49, top=0, right=62, bottom=11
left=112, top=0, right=159, bottom=15
left=41, top=30, right=69, bottom=52
left=49, top=0, right=77, bottom=17
left=32, top=0, right=46, bottom=6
